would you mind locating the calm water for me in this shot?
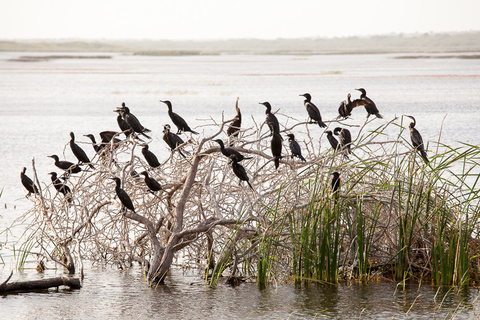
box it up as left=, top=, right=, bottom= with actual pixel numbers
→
left=1, top=51, right=480, bottom=319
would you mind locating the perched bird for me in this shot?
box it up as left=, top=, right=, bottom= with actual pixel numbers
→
left=326, top=130, right=340, bottom=152
left=227, top=97, right=242, bottom=140
left=229, top=155, right=254, bottom=191
left=49, top=172, right=72, bottom=202
left=300, top=93, right=327, bottom=128
left=163, top=124, right=186, bottom=158
left=117, top=103, right=151, bottom=139
left=405, top=115, right=429, bottom=163
left=355, top=88, right=383, bottom=119
left=160, top=100, right=198, bottom=134
left=114, top=109, right=133, bottom=138
left=141, top=145, right=161, bottom=168
left=338, top=93, right=353, bottom=119
left=286, top=134, right=306, bottom=162
left=111, top=177, right=135, bottom=213
left=333, top=127, right=352, bottom=154
left=271, top=131, right=283, bottom=169
left=260, top=102, right=281, bottom=136
left=48, top=155, right=81, bottom=174
left=213, top=139, right=252, bottom=162
left=69, top=132, right=94, bottom=169
left=140, top=171, right=162, bottom=193
left=21, top=167, right=39, bottom=196
left=83, top=134, right=104, bottom=155
left=331, top=172, right=341, bottom=201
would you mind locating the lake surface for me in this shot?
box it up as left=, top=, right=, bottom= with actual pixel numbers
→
left=1, top=51, right=480, bottom=319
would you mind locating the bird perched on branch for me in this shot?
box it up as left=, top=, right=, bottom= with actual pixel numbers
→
left=84, top=134, right=104, bottom=155
left=49, top=172, right=72, bottom=202
left=300, top=93, right=327, bottom=128
left=286, top=133, right=306, bottom=162
left=140, top=171, right=162, bottom=193
left=260, top=102, right=281, bottom=136
left=114, top=109, right=133, bottom=138
left=163, top=124, right=187, bottom=158
left=117, top=103, right=151, bottom=139
left=48, top=155, right=81, bottom=174
left=355, top=88, right=383, bottom=119
left=331, top=172, right=341, bottom=202
left=227, top=97, right=242, bottom=142
left=271, top=131, right=283, bottom=169
left=326, top=130, right=340, bottom=152
left=405, top=115, right=429, bottom=163
left=333, top=127, right=352, bottom=155
left=69, top=132, right=94, bottom=169
left=142, top=145, right=161, bottom=168
left=213, top=139, right=252, bottom=162
left=21, top=167, right=39, bottom=197
left=111, top=177, right=135, bottom=213
left=160, top=100, right=198, bottom=135
left=229, top=155, right=254, bottom=191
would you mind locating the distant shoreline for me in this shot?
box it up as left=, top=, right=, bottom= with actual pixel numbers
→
left=1, top=32, right=480, bottom=55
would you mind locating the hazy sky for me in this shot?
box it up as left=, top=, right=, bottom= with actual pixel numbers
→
left=2, top=0, right=480, bottom=40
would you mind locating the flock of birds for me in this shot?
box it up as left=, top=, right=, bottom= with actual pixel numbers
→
left=20, top=88, right=429, bottom=214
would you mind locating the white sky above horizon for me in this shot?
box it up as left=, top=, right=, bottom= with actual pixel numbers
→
left=1, top=0, right=480, bottom=40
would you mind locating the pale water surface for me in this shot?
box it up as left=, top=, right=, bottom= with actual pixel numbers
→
left=1, top=52, right=480, bottom=319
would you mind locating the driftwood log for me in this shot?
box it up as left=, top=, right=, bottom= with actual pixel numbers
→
left=0, top=271, right=81, bottom=293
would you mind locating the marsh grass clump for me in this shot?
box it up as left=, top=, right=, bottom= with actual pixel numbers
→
left=11, top=114, right=480, bottom=287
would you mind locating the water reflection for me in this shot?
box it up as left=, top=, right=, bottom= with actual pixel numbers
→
left=1, top=267, right=480, bottom=319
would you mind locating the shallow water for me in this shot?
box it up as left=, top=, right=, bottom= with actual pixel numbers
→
left=1, top=51, right=480, bottom=319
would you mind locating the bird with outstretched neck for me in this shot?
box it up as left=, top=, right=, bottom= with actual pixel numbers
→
left=213, top=139, right=252, bottom=162
left=160, top=100, right=199, bottom=135
left=111, top=177, right=135, bottom=213
left=300, top=93, right=327, bottom=128
left=21, top=167, right=39, bottom=197
left=69, top=132, right=94, bottom=169
left=48, top=155, right=81, bottom=174
left=355, top=88, right=383, bottom=119
left=227, top=97, right=242, bottom=142
left=405, top=115, right=429, bottom=163
left=286, top=134, right=306, bottom=162
left=229, top=155, right=254, bottom=191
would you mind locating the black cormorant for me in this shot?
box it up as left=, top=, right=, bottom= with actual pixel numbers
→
left=100, top=131, right=122, bottom=146
left=48, top=155, right=81, bottom=174
left=355, top=88, right=383, bottom=119
left=163, top=124, right=186, bottom=158
left=160, top=100, right=199, bottom=135
left=214, top=139, right=252, bottom=162
left=227, top=97, right=241, bottom=140
left=49, top=172, right=72, bottom=202
left=326, top=130, right=340, bottom=152
left=331, top=172, right=341, bottom=201
left=114, top=109, right=133, bottom=137
left=229, top=155, right=254, bottom=191
left=111, top=177, right=135, bottom=213
left=69, top=132, right=94, bottom=169
left=405, top=115, right=429, bottom=163
left=84, top=134, right=104, bottom=155
left=333, top=127, right=352, bottom=154
left=142, top=145, right=161, bottom=168
left=286, top=134, right=306, bottom=162
left=117, top=103, right=151, bottom=139
left=140, top=171, right=162, bottom=193
left=300, top=93, right=327, bottom=128
left=271, top=131, right=283, bottom=169
left=260, top=102, right=281, bottom=136
left=21, top=167, right=39, bottom=196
